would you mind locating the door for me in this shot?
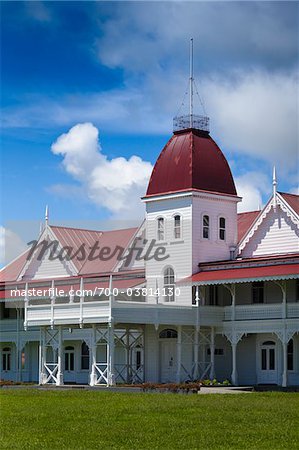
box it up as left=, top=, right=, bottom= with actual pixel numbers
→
left=258, top=341, right=278, bottom=384
left=64, top=346, right=75, bottom=383
left=160, top=341, right=177, bottom=383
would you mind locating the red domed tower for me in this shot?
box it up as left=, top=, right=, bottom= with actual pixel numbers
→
left=143, top=40, right=241, bottom=306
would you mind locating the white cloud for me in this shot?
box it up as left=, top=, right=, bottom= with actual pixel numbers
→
left=5, top=69, right=297, bottom=175
left=205, top=71, right=298, bottom=174
left=235, top=171, right=270, bottom=213
left=0, top=226, right=27, bottom=266
left=51, top=123, right=153, bottom=217
left=290, top=186, right=299, bottom=195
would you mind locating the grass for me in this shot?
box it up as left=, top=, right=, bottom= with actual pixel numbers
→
left=0, top=389, right=298, bottom=449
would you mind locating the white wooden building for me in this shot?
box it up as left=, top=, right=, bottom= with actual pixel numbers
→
left=1, top=113, right=298, bottom=387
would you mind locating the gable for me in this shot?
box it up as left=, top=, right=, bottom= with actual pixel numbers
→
left=19, top=227, right=77, bottom=281
left=239, top=204, right=299, bottom=258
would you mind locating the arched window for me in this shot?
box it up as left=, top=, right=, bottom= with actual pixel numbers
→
left=157, top=217, right=165, bottom=241
left=203, top=215, right=209, bottom=239
left=174, top=215, right=181, bottom=239
left=2, top=347, right=11, bottom=371
left=159, top=329, right=178, bottom=339
left=164, top=267, right=175, bottom=302
left=81, top=342, right=89, bottom=370
left=219, top=217, right=226, bottom=240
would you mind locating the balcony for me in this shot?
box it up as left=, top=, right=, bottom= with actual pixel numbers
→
left=24, top=299, right=299, bottom=329
left=223, top=303, right=299, bottom=321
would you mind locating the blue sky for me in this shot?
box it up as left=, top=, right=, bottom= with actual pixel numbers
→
left=0, top=1, right=298, bottom=261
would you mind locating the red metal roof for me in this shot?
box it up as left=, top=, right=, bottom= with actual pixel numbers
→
left=280, top=192, right=299, bottom=215
left=237, top=210, right=260, bottom=242
left=0, top=226, right=139, bottom=282
left=182, top=263, right=299, bottom=285
left=145, top=129, right=237, bottom=197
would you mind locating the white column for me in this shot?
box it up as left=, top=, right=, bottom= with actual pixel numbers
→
left=40, top=327, right=47, bottom=384
left=56, top=326, right=63, bottom=386
left=231, top=284, right=236, bottom=321
left=126, top=327, right=130, bottom=383
left=107, top=322, right=115, bottom=386
left=231, top=342, right=238, bottom=386
left=176, top=326, right=182, bottom=383
left=282, top=340, right=288, bottom=388
left=193, top=326, right=199, bottom=380
left=90, top=325, right=97, bottom=386
left=209, top=327, right=215, bottom=380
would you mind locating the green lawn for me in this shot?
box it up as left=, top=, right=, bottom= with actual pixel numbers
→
left=0, top=389, right=298, bottom=449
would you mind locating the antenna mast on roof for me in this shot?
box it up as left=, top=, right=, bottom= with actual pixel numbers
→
left=189, top=38, right=194, bottom=128
left=173, top=39, right=209, bottom=133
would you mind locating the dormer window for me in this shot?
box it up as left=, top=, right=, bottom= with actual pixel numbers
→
left=203, top=215, right=209, bottom=239
left=219, top=217, right=226, bottom=241
left=174, top=215, right=181, bottom=239
left=157, top=217, right=165, bottom=241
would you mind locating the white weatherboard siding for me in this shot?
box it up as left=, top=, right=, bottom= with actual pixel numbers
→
left=192, top=193, right=239, bottom=271
left=25, top=254, right=73, bottom=280
left=241, top=206, right=299, bottom=258
left=145, top=196, right=193, bottom=306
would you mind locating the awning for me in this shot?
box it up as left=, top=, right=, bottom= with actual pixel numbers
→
left=180, top=263, right=299, bottom=286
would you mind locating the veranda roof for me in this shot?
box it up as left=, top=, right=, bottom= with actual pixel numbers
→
left=180, top=263, right=299, bottom=286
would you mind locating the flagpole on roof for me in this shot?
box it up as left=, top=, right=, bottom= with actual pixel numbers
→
left=189, top=38, right=194, bottom=128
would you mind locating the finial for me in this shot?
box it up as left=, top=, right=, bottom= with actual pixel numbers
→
left=189, top=38, right=194, bottom=128
left=45, top=205, right=49, bottom=226
left=273, top=166, right=277, bottom=209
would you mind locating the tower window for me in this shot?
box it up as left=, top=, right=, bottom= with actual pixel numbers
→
left=219, top=217, right=226, bottom=240
left=164, top=267, right=175, bottom=302
left=252, top=282, right=264, bottom=304
left=157, top=218, right=165, bottom=241
left=174, top=215, right=181, bottom=239
left=203, top=215, right=209, bottom=239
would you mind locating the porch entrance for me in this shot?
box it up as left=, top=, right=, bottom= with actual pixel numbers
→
left=64, top=346, right=75, bottom=383
left=258, top=340, right=278, bottom=384
left=159, top=329, right=178, bottom=383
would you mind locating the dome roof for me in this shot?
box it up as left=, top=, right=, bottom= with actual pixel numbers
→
left=145, top=129, right=237, bottom=197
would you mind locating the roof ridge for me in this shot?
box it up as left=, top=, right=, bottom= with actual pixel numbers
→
left=50, top=225, right=138, bottom=233
left=237, top=210, right=260, bottom=215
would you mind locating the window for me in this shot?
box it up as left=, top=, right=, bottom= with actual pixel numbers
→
left=252, top=281, right=264, bottom=304
left=219, top=217, right=226, bottom=240
left=65, top=346, right=75, bottom=371
left=81, top=342, right=89, bottom=370
left=157, top=218, right=165, bottom=241
left=2, top=347, right=11, bottom=371
left=174, top=215, right=181, bottom=239
left=203, top=215, right=209, bottom=239
left=287, top=339, right=294, bottom=371
left=209, top=285, right=218, bottom=306
left=159, top=329, right=178, bottom=339
left=296, top=280, right=299, bottom=302
left=207, top=348, right=224, bottom=356
left=164, top=267, right=175, bottom=302
left=3, top=305, right=10, bottom=319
